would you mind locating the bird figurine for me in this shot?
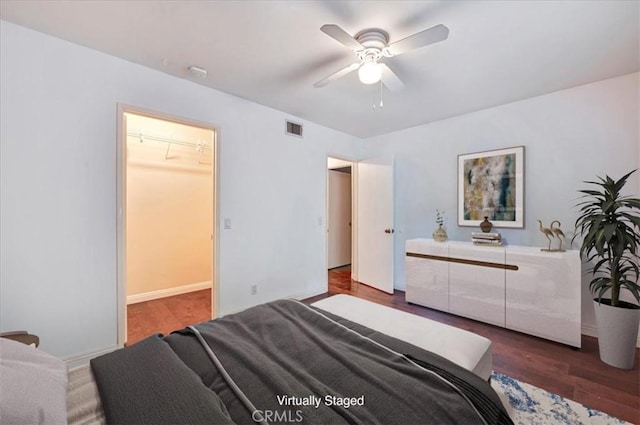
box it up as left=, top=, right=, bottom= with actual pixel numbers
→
left=538, top=220, right=555, bottom=251
left=550, top=220, right=566, bottom=251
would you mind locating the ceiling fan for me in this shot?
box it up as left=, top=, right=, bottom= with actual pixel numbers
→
left=314, top=23, right=449, bottom=91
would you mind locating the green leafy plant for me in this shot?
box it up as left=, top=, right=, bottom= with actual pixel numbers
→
left=573, top=169, right=640, bottom=307
left=436, top=209, right=444, bottom=226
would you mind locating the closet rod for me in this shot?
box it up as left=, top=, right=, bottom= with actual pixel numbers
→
left=127, top=131, right=212, bottom=150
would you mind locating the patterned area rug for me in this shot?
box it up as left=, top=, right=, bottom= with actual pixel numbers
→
left=491, top=372, right=631, bottom=425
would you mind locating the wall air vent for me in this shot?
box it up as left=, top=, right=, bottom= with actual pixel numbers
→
left=285, top=120, right=303, bottom=138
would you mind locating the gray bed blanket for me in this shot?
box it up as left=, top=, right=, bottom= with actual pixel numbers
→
left=91, top=299, right=511, bottom=425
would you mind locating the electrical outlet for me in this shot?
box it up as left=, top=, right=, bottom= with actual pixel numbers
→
left=250, top=284, right=257, bottom=295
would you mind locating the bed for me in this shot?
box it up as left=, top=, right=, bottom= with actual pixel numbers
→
left=1, top=295, right=511, bottom=425
left=311, top=295, right=493, bottom=381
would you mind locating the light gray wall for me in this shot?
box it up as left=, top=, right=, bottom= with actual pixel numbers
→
left=0, top=21, right=362, bottom=359
left=2, top=19, right=638, bottom=359
left=364, top=72, right=639, bottom=334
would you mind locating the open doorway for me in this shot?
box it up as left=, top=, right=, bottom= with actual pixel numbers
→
left=326, top=154, right=395, bottom=295
left=327, top=157, right=353, bottom=274
left=117, top=107, right=217, bottom=346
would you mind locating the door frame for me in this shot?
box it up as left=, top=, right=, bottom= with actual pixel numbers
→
left=116, top=104, right=219, bottom=347
left=326, top=154, right=358, bottom=282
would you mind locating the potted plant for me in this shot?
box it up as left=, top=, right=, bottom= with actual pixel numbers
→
left=573, top=169, right=640, bottom=369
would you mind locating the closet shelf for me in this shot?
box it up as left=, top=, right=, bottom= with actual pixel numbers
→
left=127, top=131, right=212, bottom=150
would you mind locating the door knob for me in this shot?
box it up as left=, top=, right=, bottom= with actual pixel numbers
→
left=384, top=228, right=395, bottom=234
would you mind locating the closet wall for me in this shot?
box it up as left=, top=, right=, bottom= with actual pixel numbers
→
left=327, top=169, right=352, bottom=269
left=327, top=157, right=353, bottom=270
left=125, top=113, right=213, bottom=301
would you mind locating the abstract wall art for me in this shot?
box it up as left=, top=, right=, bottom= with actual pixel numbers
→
left=458, top=146, right=524, bottom=228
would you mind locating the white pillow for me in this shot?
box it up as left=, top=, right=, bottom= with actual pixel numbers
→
left=0, top=338, right=68, bottom=425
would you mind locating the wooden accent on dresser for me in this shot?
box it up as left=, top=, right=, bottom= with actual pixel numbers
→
left=406, top=251, right=519, bottom=271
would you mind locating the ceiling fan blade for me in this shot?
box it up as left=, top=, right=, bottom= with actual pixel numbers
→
left=379, top=63, right=405, bottom=92
left=387, top=24, right=449, bottom=56
left=321, top=24, right=363, bottom=51
left=314, top=62, right=361, bottom=88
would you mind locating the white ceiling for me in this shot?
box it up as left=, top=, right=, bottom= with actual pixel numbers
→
left=1, top=1, right=638, bottom=138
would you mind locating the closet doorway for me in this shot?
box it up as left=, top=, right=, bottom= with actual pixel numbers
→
left=117, top=107, right=217, bottom=346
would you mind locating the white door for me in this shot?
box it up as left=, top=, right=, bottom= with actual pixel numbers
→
left=328, top=169, right=352, bottom=268
left=356, top=155, right=394, bottom=293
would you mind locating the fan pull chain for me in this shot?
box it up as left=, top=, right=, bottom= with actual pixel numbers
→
left=372, top=82, right=384, bottom=109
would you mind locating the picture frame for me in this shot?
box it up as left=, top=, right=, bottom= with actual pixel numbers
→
left=457, top=146, right=524, bottom=228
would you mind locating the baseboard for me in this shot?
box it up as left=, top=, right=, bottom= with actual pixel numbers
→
left=63, top=344, right=120, bottom=368
left=127, top=281, right=212, bottom=305
left=582, top=324, right=640, bottom=348
left=291, top=287, right=328, bottom=301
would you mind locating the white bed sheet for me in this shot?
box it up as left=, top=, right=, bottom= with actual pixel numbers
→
left=67, top=364, right=105, bottom=425
left=311, top=294, right=493, bottom=381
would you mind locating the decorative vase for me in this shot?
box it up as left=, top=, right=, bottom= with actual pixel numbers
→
left=432, top=224, right=447, bottom=242
left=480, top=216, right=493, bottom=233
left=593, top=299, right=640, bottom=369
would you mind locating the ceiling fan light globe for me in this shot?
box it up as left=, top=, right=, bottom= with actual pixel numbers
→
left=358, top=62, right=382, bottom=84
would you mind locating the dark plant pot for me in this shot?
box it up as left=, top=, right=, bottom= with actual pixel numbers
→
left=593, top=299, right=640, bottom=369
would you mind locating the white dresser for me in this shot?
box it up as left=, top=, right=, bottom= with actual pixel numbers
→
left=406, top=238, right=581, bottom=347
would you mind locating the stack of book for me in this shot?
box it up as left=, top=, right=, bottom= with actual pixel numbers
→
left=472, top=232, right=503, bottom=246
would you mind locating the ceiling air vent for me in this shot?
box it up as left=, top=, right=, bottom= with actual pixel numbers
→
left=285, top=120, right=303, bottom=138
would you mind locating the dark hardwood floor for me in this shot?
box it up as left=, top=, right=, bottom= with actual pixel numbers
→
left=127, top=289, right=211, bottom=345
left=128, top=271, right=639, bottom=423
